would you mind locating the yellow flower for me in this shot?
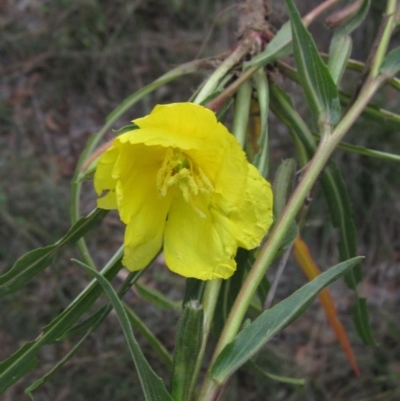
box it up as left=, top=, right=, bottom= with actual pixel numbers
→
left=94, top=103, right=273, bottom=280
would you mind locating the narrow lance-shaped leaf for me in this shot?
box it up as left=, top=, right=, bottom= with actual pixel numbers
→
left=328, top=0, right=371, bottom=84
left=124, top=305, right=173, bottom=371
left=24, top=307, right=109, bottom=399
left=252, top=68, right=270, bottom=178
left=319, top=136, right=400, bottom=163
left=379, top=47, right=400, bottom=79
left=0, top=250, right=123, bottom=394
left=328, top=34, right=352, bottom=84
left=246, top=361, right=305, bottom=386
left=210, top=256, right=363, bottom=383
left=328, top=0, right=371, bottom=37
left=24, top=270, right=170, bottom=398
left=74, top=259, right=173, bottom=401
left=285, top=0, right=340, bottom=127
left=0, top=208, right=108, bottom=298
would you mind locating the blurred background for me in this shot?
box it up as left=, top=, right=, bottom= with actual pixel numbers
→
left=1, top=0, right=400, bottom=400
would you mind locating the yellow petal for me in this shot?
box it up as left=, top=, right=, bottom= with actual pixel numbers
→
left=111, top=143, right=165, bottom=224
left=128, top=103, right=229, bottom=151
left=163, top=195, right=237, bottom=280
left=122, top=182, right=172, bottom=272
left=202, top=132, right=248, bottom=212
left=230, top=164, right=273, bottom=248
left=94, top=145, right=119, bottom=195
left=211, top=164, right=273, bottom=250
left=97, top=190, right=117, bottom=210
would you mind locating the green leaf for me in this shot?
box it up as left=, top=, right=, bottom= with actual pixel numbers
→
left=285, top=0, right=340, bottom=126
left=170, top=300, right=204, bottom=401
left=328, top=0, right=370, bottom=84
left=0, top=208, right=108, bottom=297
left=252, top=68, right=270, bottom=178
left=25, top=308, right=107, bottom=399
left=272, top=159, right=296, bottom=219
left=352, top=298, right=375, bottom=346
left=57, top=306, right=110, bottom=341
left=247, top=361, right=305, bottom=385
left=124, top=305, right=173, bottom=371
left=135, top=282, right=181, bottom=311
left=339, top=91, right=400, bottom=130
left=314, top=134, right=400, bottom=163
left=0, top=250, right=123, bottom=394
left=75, top=259, right=173, bottom=401
left=210, top=257, right=363, bottom=382
left=323, top=164, right=375, bottom=346
left=330, top=0, right=371, bottom=38
left=214, top=249, right=252, bottom=336
left=379, top=47, right=400, bottom=78
left=24, top=269, right=158, bottom=397
left=112, top=123, right=139, bottom=136
left=244, top=22, right=292, bottom=68
left=321, top=164, right=362, bottom=287
left=279, top=220, right=299, bottom=250
left=232, top=79, right=252, bottom=148
left=270, top=84, right=316, bottom=156
left=328, top=34, right=352, bottom=84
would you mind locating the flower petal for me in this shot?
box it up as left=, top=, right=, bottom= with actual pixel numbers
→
left=97, top=190, right=118, bottom=210
left=111, top=143, right=165, bottom=224
left=164, top=195, right=237, bottom=280
left=211, top=164, right=273, bottom=250
left=127, top=103, right=229, bottom=151
left=94, top=145, right=119, bottom=195
left=122, top=182, right=172, bottom=272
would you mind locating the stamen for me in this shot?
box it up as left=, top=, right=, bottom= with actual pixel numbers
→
left=156, top=148, right=214, bottom=208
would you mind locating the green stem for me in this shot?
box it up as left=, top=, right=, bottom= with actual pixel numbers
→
left=189, top=279, right=222, bottom=399
left=195, top=38, right=255, bottom=104
left=369, top=0, right=397, bottom=78
left=205, top=66, right=260, bottom=112
left=197, top=75, right=386, bottom=401
left=232, top=79, right=252, bottom=147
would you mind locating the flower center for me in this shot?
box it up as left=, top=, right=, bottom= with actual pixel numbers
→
left=157, top=148, right=214, bottom=203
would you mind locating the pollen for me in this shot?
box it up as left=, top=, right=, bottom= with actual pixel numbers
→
left=156, top=147, right=214, bottom=202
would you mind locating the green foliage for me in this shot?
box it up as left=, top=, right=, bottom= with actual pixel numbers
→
left=210, top=257, right=363, bottom=383
left=0, top=209, right=108, bottom=297
left=170, top=300, right=204, bottom=401
left=75, top=260, right=173, bottom=401
left=285, top=0, right=340, bottom=127
left=1, top=1, right=400, bottom=400
left=244, top=22, right=292, bottom=68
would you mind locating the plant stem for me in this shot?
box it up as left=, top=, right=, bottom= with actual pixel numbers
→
left=205, top=66, right=259, bottom=112
left=197, top=74, right=386, bottom=401
left=189, top=279, right=222, bottom=399
left=195, top=38, right=256, bottom=104
left=369, top=0, right=398, bottom=78
left=232, top=79, right=253, bottom=147
left=302, top=0, right=343, bottom=26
